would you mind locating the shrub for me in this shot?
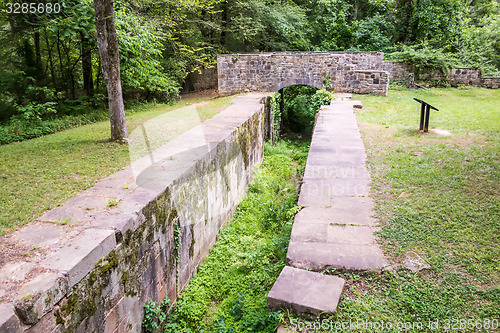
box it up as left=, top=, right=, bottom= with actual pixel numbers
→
left=280, top=86, right=332, bottom=135
left=386, top=45, right=457, bottom=79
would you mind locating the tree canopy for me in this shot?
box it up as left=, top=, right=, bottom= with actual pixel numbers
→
left=0, top=0, right=499, bottom=123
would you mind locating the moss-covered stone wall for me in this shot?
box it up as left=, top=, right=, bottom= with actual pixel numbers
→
left=0, top=95, right=269, bottom=333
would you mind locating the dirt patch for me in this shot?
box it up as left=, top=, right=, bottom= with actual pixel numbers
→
left=0, top=237, right=34, bottom=269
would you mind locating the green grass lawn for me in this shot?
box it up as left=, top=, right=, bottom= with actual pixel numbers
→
left=0, top=96, right=235, bottom=236
left=284, top=87, right=499, bottom=332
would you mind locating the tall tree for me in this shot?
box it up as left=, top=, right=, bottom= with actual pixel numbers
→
left=93, top=0, right=128, bottom=141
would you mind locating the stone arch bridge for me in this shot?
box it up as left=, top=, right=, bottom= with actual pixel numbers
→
left=217, top=52, right=390, bottom=96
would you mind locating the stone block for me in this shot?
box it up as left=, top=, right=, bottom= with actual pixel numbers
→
left=41, top=228, right=116, bottom=287
left=304, top=150, right=366, bottom=166
left=294, top=204, right=377, bottom=226
left=267, top=266, right=345, bottom=318
left=287, top=241, right=388, bottom=271
left=299, top=178, right=371, bottom=201
left=303, top=164, right=370, bottom=180
left=14, top=272, right=69, bottom=325
left=23, top=306, right=62, bottom=333
left=0, top=303, right=25, bottom=333
left=290, top=224, right=380, bottom=245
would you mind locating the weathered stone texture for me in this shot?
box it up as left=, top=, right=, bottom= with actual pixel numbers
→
left=184, top=67, right=218, bottom=92
left=218, top=52, right=389, bottom=96
left=481, top=76, right=500, bottom=88
left=218, top=53, right=499, bottom=93
left=383, top=62, right=500, bottom=87
left=267, top=266, right=345, bottom=318
left=0, top=94, right=270, bottom=332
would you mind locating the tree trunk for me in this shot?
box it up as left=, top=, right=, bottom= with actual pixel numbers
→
left=80, top=32, right=94, bottom=97
left=34, top=31, right=43, bottom=83
left=220, top=0, right=228, bottom=48
left=94, top=0, right=128, bottom=142
left=406, top=73, right=417, bottom=89
left=44, top=29, right=59, bottom=99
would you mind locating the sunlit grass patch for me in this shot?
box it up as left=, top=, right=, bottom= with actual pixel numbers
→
left=0, top=95, right=234, bottom=235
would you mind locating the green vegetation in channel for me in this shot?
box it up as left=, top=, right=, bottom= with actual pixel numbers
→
left=142, top=140, right=309, bottom=332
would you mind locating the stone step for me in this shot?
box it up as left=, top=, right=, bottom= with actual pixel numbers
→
left=290, top=224, right=380, bottom=244
left=299, top=179, right=371, bottom=201
left=267, top=266, right=345, bottom=318
left=305, top=151, right=366, bottom=166
left=294, top=205, right=377, bottom=227
left=303, top=165, right=371, bottom=180
left=287, top=241, right=388, bottom=272
left=308, top=145, right=366, bottom=155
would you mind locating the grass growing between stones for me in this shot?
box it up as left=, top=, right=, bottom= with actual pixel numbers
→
left=282, top=87, right=499, bottom=332
left=154, top=140, right=309, bottom=333
left=0, top=95, right=234, bottom=236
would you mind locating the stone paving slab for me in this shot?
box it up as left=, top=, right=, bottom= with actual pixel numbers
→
left=305, top=152, right=366, bottom=167
left=294, top=205, right=377, bottom=226
left=314, top=119, right=358, bottom=128
left=290, top=224, right=380, bottom=245
left=312, top=127, right=360, bottom=135
left=14, top=272, right=68, bottom=325
left=307, top=145, right=366, bottom=156
left=299, top=179, right=371, bottom=201
left=267, top=266, right=345, bottom=318
left=303, top=164, right=371, bottom=180
left=287, top=241, right=388, bottom=271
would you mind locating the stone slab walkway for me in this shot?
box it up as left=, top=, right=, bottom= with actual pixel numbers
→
left=287, top=102, right=388, bottom=272
left=267, top=100, right=388, bottom=317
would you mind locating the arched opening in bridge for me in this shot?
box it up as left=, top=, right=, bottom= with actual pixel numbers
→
left=276, top=85, right=332, bottom=138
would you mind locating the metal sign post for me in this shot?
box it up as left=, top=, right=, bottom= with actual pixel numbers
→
left=413, top=98, right=439, bottom=132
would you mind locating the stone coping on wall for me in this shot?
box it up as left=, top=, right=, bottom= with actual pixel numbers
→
left=0, top=93, right=269, bottom=331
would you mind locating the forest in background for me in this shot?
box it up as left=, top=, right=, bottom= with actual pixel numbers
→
left=0, top=0, right=499, bottom=124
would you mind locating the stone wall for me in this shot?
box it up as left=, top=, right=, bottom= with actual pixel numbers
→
left=382, top=61, right=412, bottom=80
left=183, top=67, right=218, bottom=92
left=218, top=53, right=499, bottom=94
left=338, top=70, right=389, bottom=95
left=0, top=94, right=270, bottom=332
left=217, top=52, right=388, bottom=96
left=382, top=62, right=499, bottom=87
left=481, top=76, right=500, bottom=88
left=387, top=66, right=483, bottom=84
